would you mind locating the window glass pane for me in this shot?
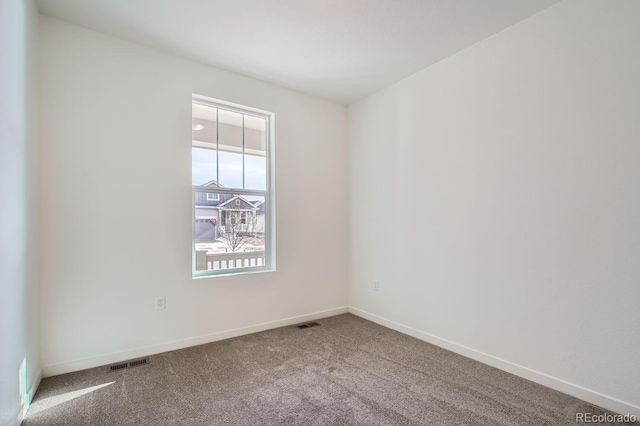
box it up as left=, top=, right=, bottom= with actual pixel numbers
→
left=244, top=115, right=267, bottom=190
left=192, top=104, right=217, bottom=148
left=192, top=147, right=217, bottom=186
left=218, top=109, right=243, bottom=188
left=218, top=151, right=243, bottom=189
left=195, top=192, right=266, bottom=272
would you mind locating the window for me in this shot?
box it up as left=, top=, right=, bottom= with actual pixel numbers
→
left=192, top=94, right=275, bottom=277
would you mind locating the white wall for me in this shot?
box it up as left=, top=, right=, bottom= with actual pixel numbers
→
left=348, top=0, right=640, bottom=416
left=0, top=0, right=40, bottom=424
left=39, top=17, right=348, bottom=375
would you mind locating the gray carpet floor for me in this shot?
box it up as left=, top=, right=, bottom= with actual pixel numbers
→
left=24, top=314, right=629, bottom=425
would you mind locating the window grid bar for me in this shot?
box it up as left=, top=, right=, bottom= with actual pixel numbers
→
left=215, top=108, right=219, bottom=187
left=242, top=114, right=245, bottom=189
left=192, top=186, right=267, bottom=197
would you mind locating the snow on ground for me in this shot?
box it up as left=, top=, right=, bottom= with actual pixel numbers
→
left=196, top=238, right=265, bottom=254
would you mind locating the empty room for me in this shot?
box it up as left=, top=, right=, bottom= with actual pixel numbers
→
left=1, top=0, right=639, bottom=425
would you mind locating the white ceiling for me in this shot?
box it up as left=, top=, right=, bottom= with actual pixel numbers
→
left=36, top=0, right=559, bottom=104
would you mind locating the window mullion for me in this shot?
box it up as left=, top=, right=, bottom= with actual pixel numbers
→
left=242, top=114, right=245, bottom=190
left=193, top=187, right=267, bottom=197
left=215, top=108, right=219, bottom=186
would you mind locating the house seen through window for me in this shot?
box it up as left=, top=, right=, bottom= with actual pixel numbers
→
left=192, top=95, right=274, bottom=277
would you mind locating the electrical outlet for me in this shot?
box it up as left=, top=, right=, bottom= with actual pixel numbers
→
left=373, top=281, right=380, bottom=291
left=155, top=296, right=166, bottom=310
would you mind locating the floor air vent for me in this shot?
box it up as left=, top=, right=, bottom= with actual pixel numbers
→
left=297, top=321, right=320, bottom=329
left=108, top=357, right=149, bottom=372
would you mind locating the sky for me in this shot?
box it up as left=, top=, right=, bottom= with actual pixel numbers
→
left=192, top=148, right=266, bottom=199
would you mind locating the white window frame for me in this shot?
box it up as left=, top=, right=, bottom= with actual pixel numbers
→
left=192, top=94, right=276, bottom=278
left=206, top=193, right=220, bottom=201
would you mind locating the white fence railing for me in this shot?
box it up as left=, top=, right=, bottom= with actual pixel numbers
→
left=196, top=250, right=265, bottom=271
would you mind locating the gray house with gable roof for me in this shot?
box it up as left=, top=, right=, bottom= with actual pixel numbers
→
left=194, top=180, right=265, bottom=242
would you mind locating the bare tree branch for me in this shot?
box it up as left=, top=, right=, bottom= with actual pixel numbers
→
left=216, top=209, right=262, bottom=252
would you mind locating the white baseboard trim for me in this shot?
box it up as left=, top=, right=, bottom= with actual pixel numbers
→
left=28, top=371, right=42, bottom=406
left=348, top=306, right=640, bottom=419
left=42, top=306, right=348, bottom=378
